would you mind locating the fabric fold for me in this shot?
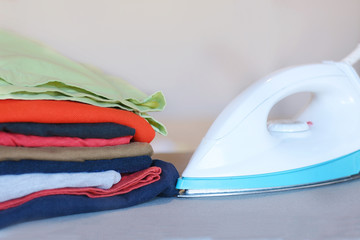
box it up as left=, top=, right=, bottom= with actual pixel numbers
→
left=0, top=142, right=153, bottom=161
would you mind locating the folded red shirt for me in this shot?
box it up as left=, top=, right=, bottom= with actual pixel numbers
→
left=0, top=100, right=155, bottom=142
left=0, top=166, right=161, bottom=210
left=0, top=131, right=133, bottom=147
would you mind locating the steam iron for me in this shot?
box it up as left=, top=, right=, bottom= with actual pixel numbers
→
left=177, top=44, right=360, bottom=197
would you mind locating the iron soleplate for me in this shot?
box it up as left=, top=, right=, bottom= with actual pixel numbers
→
left=178, top=173, right=360, bottom=197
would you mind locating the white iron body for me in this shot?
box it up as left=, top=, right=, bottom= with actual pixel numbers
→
left=184, top=62, right=360, bottom=177
left=177, top=45, right=360, bottom=197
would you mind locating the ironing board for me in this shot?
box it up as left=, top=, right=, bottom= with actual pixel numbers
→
left=0, top=152, right=359, bottom=239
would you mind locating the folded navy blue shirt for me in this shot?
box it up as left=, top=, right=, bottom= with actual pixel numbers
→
left=0, top=155, right=152, bottom=175
left=0, top=160, right=179, bottom=229
left=0, top=122, right=135, bottom=139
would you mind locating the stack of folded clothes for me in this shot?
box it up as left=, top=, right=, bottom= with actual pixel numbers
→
left=0, top=30, right=179, bottom=228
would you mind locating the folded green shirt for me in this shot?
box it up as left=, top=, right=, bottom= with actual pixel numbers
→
left=0, top=30, right=167, bottom=135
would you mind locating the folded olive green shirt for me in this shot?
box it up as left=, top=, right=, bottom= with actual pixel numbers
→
left=0, top=142, right=153, bottom=161
left=0, top=30, right=166, bottom=135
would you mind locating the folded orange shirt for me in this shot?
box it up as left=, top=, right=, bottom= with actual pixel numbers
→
left=0, top=166, right=161, bottom=210
left=0, top=100, right=155, bottom=143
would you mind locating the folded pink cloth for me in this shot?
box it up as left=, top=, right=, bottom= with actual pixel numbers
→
left=0, top=131, right=132, bottom=147
left=0, top=166, right=162, bottom=210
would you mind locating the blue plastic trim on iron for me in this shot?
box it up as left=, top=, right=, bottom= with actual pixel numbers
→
left=176, top=149, right=360, bottom=190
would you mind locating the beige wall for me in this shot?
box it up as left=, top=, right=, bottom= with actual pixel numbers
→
left=1, top=0, right=360, bottom=152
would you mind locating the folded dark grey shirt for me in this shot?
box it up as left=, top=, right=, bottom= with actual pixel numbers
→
left=0, top=122, right=135, bottom=139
